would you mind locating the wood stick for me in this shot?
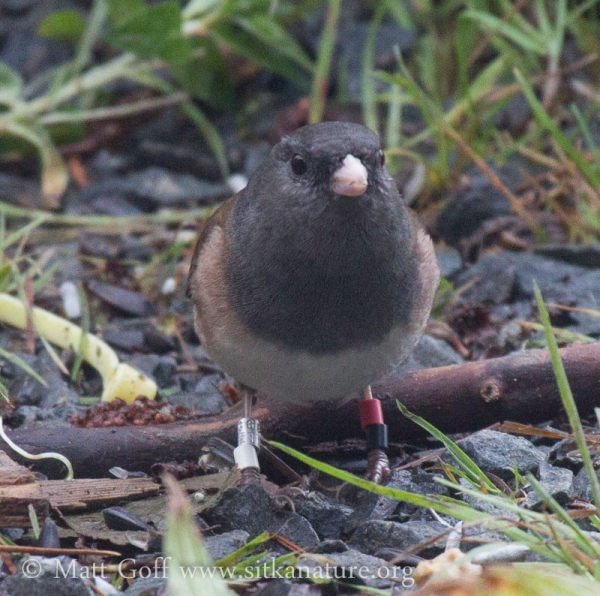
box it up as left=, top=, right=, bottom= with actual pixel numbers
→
left=4, top=342, right=599, bottom=477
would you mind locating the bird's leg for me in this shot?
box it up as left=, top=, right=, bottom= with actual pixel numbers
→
left=361, top=386, right=391, bottom=483
left=234, top=390, right=261, bottom=484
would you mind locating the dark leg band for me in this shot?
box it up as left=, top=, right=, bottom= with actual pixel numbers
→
left=365, top=423, right=388, bottom=452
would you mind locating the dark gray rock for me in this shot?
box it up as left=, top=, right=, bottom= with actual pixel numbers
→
left=91, top=194, right=143, bottom=217
left=437, top=168, right=513, bottom=247
left=343, top=469, right=409, bottom=532
left=573, top=467, right=600, bottom=502
left=534, top=243, right=600, bottom=269
left=459, top=477, right=519, bottom=519
left=1, top=557, right=94, bottom=596
left=103, top=506, right=150, bottom=531
left=526, top=462, right=574, bottom=510
left=152, top=357, right=177, bottom=389
left=204, top=529, right=249, bottom=561
left=436, top=249, right=462, bottom=277
left=38, top=519, right=60, bottom=549
left=292, top=492, right=354, bottom=540
left=122, top=576, right=166, bottom=596
left=455, top=429, right=545, bottom=481
left=349, top=520, right=446, bottom=559
left=168, top=383, right=226, bottom=416
left=126, top=167, right=228, bottom=206
left=452, top=253, right=517, bottom=306
left=394, top=334, right=464, bottom=375
left=549, top=438, right=582, bottom=471
left=270, top=510, right=320, bottom=549
left=203, top=483, right=319, bottom=548
left=203, top=483, right=272, bottom=537
left=255, top=579, right=294, bottom=596
left=7, top=352, right=79, bottom=410
left=297, top=548, right=412, bottom=589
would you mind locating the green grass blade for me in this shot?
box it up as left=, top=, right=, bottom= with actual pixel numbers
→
left=534, top=281, right=600, bottom=512
left=396, top=401, right=498, bottom=493
left=309, top=0, right=341, bottom=124
left=515, top=68, right=600, bottom=190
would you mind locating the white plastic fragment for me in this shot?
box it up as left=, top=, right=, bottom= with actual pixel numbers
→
left=161, top=277, right=177, bottom=295
left=227, top=173, right=248, bottom=194
left=59, top=281, right=81, bottom=319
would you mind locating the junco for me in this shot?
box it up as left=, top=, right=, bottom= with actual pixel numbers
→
left=188, top=121, right=439, bottom=483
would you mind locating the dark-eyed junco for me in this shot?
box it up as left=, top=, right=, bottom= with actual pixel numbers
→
left=188, top=121, right=439, bottom=483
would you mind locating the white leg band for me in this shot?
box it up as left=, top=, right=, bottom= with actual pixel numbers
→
left=234, top=444, right=259, bottom=471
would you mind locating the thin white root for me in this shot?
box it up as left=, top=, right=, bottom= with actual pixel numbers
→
left=0, top=417, right=74, bottom=480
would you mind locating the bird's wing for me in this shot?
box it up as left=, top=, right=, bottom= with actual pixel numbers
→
left=186, top=192, right=239, bottom=298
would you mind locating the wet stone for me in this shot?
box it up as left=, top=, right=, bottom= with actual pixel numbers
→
left=122, top=576, right=166, bottom=596
left=2, top=557, right=93, bottom=596
left=8, top=352, right=79, bottom=409
left=203, top=483, right=319, bottom=548
left=203, top=483, right=272, bottom=538
left=152, top=357, right=177, bottom=389
left=437, top=167, right=513, bottom=247
left=526, top=462, right=574, bottom=510
left=103, top=506, right=150, bottom=531
left=38, top=519, right=60, bottom=549
left=394, top=334, right=464, bottom=375
left=573, top=467, right=600, bottom=502
left=168, top=384, right=226, bottom=416
left=549, top=438, right=582, bottom=471
left=348, top=520, right=446, bottom=559
left=297, top=548, right=407, bottom=589
left=204, top=529, right=249, bottom=561
left=292, top=492, right=354, bottom=540
left=455, top=429, right=545, bottom=481
left=534, top=243, right=600, bottom=269
left=126, top=167, right=228, bottom=206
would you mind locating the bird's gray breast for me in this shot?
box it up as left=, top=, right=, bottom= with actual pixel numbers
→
left=226, top=208, right=418, bottom=354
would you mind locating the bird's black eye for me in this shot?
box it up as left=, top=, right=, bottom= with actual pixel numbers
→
left=291, top=154, right=307, bottom=176
left=377, top=149, right=385, bottom=167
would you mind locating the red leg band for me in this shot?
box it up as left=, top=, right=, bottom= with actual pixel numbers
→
left=359, top=398, right=384, bottom=431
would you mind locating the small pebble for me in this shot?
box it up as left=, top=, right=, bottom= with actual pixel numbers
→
left=161, top=277, right=176, bottom=295
left=60, top=282, right=81, bottom=319
left=227, top=173, right=248, bottom=193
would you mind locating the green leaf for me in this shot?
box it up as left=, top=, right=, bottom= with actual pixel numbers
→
left=38, top=10, right=86, bottom=42
left=0, top=347, right=47, bottom=387
left=396, top=401, right=498, bottom=492
left=463, top=9, right=545, bottom=54
left=0, top=63, right=23, bottom=107
left=1, top=120, right=68, bottom=208
left=211, top=22, right=310, bottom=88
left=164, top=476, right=236, bottom=596
left=106, top=0, right=192, bottom=65
left=235, top=14, right=313, bottom=71
left=169, top=38, right=235, bottom=109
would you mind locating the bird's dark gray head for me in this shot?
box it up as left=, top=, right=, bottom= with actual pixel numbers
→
left=241, top=122, right=395, bottom=218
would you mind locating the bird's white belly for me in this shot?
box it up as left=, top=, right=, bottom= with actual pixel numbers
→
left=206, top=317, right=423, bottom=403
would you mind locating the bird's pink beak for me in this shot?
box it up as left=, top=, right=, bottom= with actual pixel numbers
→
left=332, top=154, right=368, bottom=197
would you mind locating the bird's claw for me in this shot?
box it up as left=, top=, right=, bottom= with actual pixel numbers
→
left=366, top=449, right=391, bottom=484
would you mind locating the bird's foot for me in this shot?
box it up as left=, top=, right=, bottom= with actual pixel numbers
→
left=238, top=465, right=262, bottom=485
left=366, top=448, right=391, bottom=484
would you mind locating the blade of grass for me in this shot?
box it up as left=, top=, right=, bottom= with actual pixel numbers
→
left=309, top=0, right=341, bottom=124
left=534, top=281, right=600, bottom=512
left=515, top=68, right=600, bottom=190
left=396, top=400, right=498, bottom=493
left=527, top=473, right=600, bottom=560
left=361, top=2, right=385, bottom=132
left=269, top=440, right=560, bottom=562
